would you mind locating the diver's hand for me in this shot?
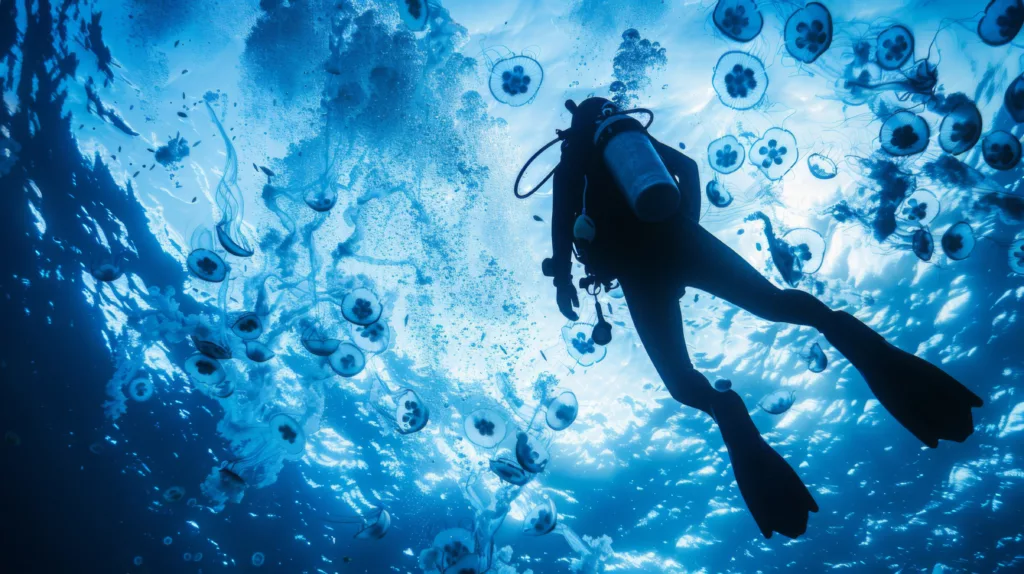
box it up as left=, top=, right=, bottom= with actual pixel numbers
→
left=555, top=282, right=580, bottom=321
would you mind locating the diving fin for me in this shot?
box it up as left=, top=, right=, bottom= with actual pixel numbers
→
left=712, top=390, right=818, bottom=539
left=822, top=311, right=983, bottom=448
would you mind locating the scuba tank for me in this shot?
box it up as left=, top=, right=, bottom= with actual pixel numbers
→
left=593, top=113, right=680, bottom=222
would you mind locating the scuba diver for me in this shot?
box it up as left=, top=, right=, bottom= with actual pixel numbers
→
left=514, top=97, right=983, bottom=539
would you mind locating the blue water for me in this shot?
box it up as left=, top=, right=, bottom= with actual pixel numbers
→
left=2, top=1, right=1023, bottom=572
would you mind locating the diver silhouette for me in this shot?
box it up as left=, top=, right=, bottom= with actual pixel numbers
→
left=516, top=97, right=984, bottom=539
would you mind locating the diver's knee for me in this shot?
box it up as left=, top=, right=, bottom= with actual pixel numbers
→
left=665, top=369, right=713, bottom=412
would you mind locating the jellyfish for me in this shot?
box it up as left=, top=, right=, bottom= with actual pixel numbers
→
left=982, top=131, right=1022, bottom=171
left=371, top=379, right=430, bottom=434
left=489, top=456, right=532, bottom=486
left=128, top=378, right=155, bottom=402
left=193, top=553, right=203, bottom=562
left=561, top=323, right=607, bottom=367
left=978, top=0, right=1024, bottom=46
left=231, top=313, right=263, bottom=340
left=398, top=0, right=430, bottom=32
left=938, top=102, right=982, bottom=156
left=245, top=341, right=275, bottom=362
left=712, top=51, right=768, bottom=110
left=1009, top=239, right=1024, bottom=274
left=912, top=227, right=935, bottom=261
left=876, top=25, right=914, bottom=71
left=329, top=342, right=366, bottom=378
left=708, top=135, right=745, bottom=175
left=425, top=528, right=475, bottom=572
left=749, top=128, right=798, bottom=180
left=489, top=55, right=543, bottom=107
left=807, top=153, right=838, bottom=179
left=712, top=0, right=763, bottom=43
left=191, top=325, right=231, bottom=360
left=880, top=111, right=929, bottom=156
left=186, top=248, right=228, bottom=283
left=705, top=180, right=734, bottom=208
left=133, top=556, right=143, bottom=566
left=183, top=553, right=192, bottom=562
left=163, top=486, right=185, bottom=502
left=89, top=252, right=129, bottom=282
left=1004, top=72, right=1024, bottom=122
left=351, top=320, right=390, bottom=354
left=341, top=288, right=383, bottom=326
left=207, top=102, right=254, bottom=258
left=897, top=189, right=941, bottom=227
left=464, top=408, right=507, bottom=448
left=941, top=222, right=976, bottom=261
left=163, top=536, right=173, bottom=545
left=300, top=324, right=341, bottom=356
left=758, top=389, right=796, bottom=415
left=784, top=2, right=832, bottom=64
left=304, top=184, right=338, bottom=213
left=523, top=498, right=557, bottom=536
left=515, top=431, right=550, bottom=474
left=546, top=390, right=579, bottom=431
left=203, top=463, right=246, bottom=505
left=746, top=212, right=824, bottom=286
left=184, top=353, right=226, bottom=388
left=802, top=342, right=828, bottom=373
left=252, top=552, right=265, bottom=567
left=328, top=508, right=392, bottom=540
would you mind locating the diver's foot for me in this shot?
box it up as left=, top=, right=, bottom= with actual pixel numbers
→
left=822, top=311, right=984, bottom=448
left=712, top=390, right=818, bottom=539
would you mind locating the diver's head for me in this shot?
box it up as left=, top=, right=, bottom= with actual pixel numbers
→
left=566, top=98, right=620, bottom=141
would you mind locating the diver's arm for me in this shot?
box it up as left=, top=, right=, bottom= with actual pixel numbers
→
left=653, top=139, right=702, bottom=221
left=546, top=156, right=582, bottom=320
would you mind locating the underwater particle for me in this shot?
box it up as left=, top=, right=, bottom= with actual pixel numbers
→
left=784, top=2, right=833, bottom=64
left=129, top=378, right=155, bottom=402
left=981, top=130, right=1022, bottom=170
left=267, top=413, right=306, bottom=456
left=705, top=180, right=734, bottom=208
left=4, top=431, right=21, bottom=447
left=351, top=320, right=390, bottom=354
left=341, top=288, right=383, bottom=326
left=394, top=389, right=429, bottom=434
left=489, top=55, right=543, bottom=107
left=163, top=486, right=185, bottom=502
left=807, top=153, right=837, bottom=179
left=154, top=133, right=190, bottom=167
left=758, top=389, right=796, bottom=415
left=304, top=185, right=338, bottom=212
left=251, top=552, right=265, bottom=567
left=163, top=536, right=173, bottom=546
left=804, top=342, right=828, bottom=373
left=328, top=342, right=366, bottom=378
left=898, top=189, right=941, bottom=227
left=560, top=323, right=608, bottom=367
left=749, top=128, right=798, bottom=180
left=876, top=25, right=914, bottom=71
left=546, top=390, right=579, bottom=431
left=1003, top=72, right=1024, bottom=122
left=708, top=135, right=745, bottom=175
left=300, top=324, right=341, bottom=357
left=464, top=409, right=507, bottom=448
left=514, top=431, right=550, bottom=474
left=133, top=556, right=143, bottom=566
left=186, top=248, right=228, bottom=282
left=231, top=313, right=263, bottom=340
left=912, top=228, right=934, bottom=261
left=354, top=508, right=392, bottom=540
left=89, top=253, right=128, bottom=282
left=941, top=221, right=976, bottom=261
left=978, top=0, right=1024, bottom=46
left=712, top=0, right=763, bottom=43
left=523, top=499, right=557, bottom=536
left=938, top=102, right=982, bottom=156
left=184, top=353, right=226, bottom=387
left=712, top=51, right=768, bottom=110
left=1009, top=239, right=1024, bottom=273
left=489, top=456, right=532, bottom=486
left=714, top=379, right=732, bottom=391
left=245, top=341, right=275, bottom=362
left=880, top=111, right=929, bottom=156
left=398, top=0, right=430, bottom=32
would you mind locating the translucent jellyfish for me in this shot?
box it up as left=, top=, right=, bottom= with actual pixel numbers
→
left=341, top=288, right=383, bottom=326
left=267, top=413, right=307, bottom=456
left=758, top=389, right=796, bottom=415
left=982, top=131, right=1022, bottom=171
left=941, top=222, right=976, bottom=261
left=784, top=2, right=833, bottom=64
left=514, top=431, right=550, bottom=473
left=128, top=378, right=154, bottom=402
left=398, top=0, right=430, bottom=32
left=304, top=184, right=338, bottom=213
left=368, top=382, right=431, bottom=434
left=245, top=341, right=275, bottom=363
left=133, top=556, right=143, bottom=566
left=89, top=253, right=128, bottom=282
left=1009, top=239, right=1024, bottom=274
left=183, top=553, right=192, bottom=562
left=807, top=153, right=837, bottom=179
left=708, top=135, right=745, bottom=175
left=802, top=342, right=828, bottom=373
left=546, top=390, right=579, bottom=431
left=897, top=189, right=941, bottom=227
left=252, top=552, right=265, bottom=567
left=938, top=102, right=982, bottom=156
left=880, top=111, right=929, bottom=156
left=912, top=227, right=934, bottom=261
left=328, top=342, right=366, bottom=378
left=876, top=25, right=914, bottom=71
left=163, top=536, right=173, bottom=545
left=163, top=486, right=185, bottom=502
left=749, top=128, right=798, bottom=180
left=184, top=353, right=226, bottom=387
left=193, top=553, right=203, bottom=562
left=712, top=51, right=768, bottom=110
left=522, top=498, right=557, bottom=536
left=191, top=325, right=231, bottom=359
left=1004, top=72, right=1024, bottom=122
left=712, top=0, right=763, bottom=43
left=300, top=324, right=341, bottom=356
left=464, top=408, right=507, bottom=448
left=978, top=0, right=1024, bottom=46
left=215, top=223, right=253, bottom=257
left=489, top=456, right=532, bottom=486
left=231, top=313, right=263, bottom=340
left=560, top=323, right=607, bottom=367
left=186, top=248, right=228, bottom=283
left=489, top=55, right=543, bottom=107
left=330, top=508, right=392, bottom=539
left=782, top=228, right=826, bottom=274
left=427, top=528, right=475, bottom=572
left=208, top=464, right=246, bottom=504
left=351, top=320, right=390, bottom=354
left=705, top=180, right=734, bottom=208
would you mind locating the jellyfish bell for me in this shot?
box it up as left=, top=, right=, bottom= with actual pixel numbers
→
left=803, top=342, right=828, bottom=373
left=191, top=325, right=231, bottom=360
left=464, top=408, right=507, bottom=448
left=354, top=508, right=391, bottom=540
left=328, top=342, right=366, bottom=377
left=750, top=128, right=798, bottom=180
left=514, top=431, right=550, bottom=474
left=1004, top=72, right=1024, bottom=122
left=245, top=341, right=275, bottom=363
left=184, top=353, right=226, bottom=387
left=251, top=552, right=265, bottom=567
left=394, top=389, right=430, bottom=434
left=303, top=185, right=338, bottom=212
left=807, top=153, right=837, bottom=179
left=982, top=131, right=1022, bottom=171
left=712, top=51, right=768, bottom=110
left=561, top=323, right=607, bottom=367
left=546, top=390, right=579, bottom=431
left=163, top=486, right=185, bottom=503
left=267, top=413, right=306, bottom=456
left=89, top=253, right=128, bottom=282
left=398, top=0, right=430, bottom=32
left=897, top=189, right=941, bottom=228
left=351, top=320, right=390, bottom=354
left=341, top=288, right=383, bottom=326
left=215, top=222, right=254, bottom=257
left=941, top=221, right=976, bottom=261
left=522, top=498, right=557, bottom=536
left=978, top=0, right=1024, bottom=46
left=758, top=389, right=796, bottom=415
left=708, top=135, right=745, bottom=175
left=431, top=528, right=475, bottom=570
left=489, top=54, right=543, bottom=107
left=489, top=456, right=532, bottom=486
left=938, top=102, right=982, bottom=156
left=782, top=228, right=826, bottom=276
left=129, top=378, right=155, bottom=402
left=880, top=111, right=929, bottom=156
left=231, top=313, right=263, bottom=341
left=712, top=0, right=763, bottom=43
left=301, top=324, right=341, bottom=357
left=446, top=554, right=482, bottom=574
left=912, top=227, right=935, bottom=261
left=876, top=24, right=914, bottom=71
left=783, top=2, right=833, bottom=64
left=183, top=553, right=192, bottom=562
left=705, top=180, right=734, bottom=208
left=186, top=248, right=228, bottom=283
left=1009, top=239, right=1024, bottom=274
left=838, top=61, right=883, bottom=106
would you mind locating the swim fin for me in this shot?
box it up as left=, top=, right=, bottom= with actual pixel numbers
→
left=822, top=311, right=983, bottom=448
left=712, top=389, right=818, bottom=539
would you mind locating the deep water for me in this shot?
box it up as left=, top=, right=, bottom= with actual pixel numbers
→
left=2, top=1, right=1024, bottom=573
